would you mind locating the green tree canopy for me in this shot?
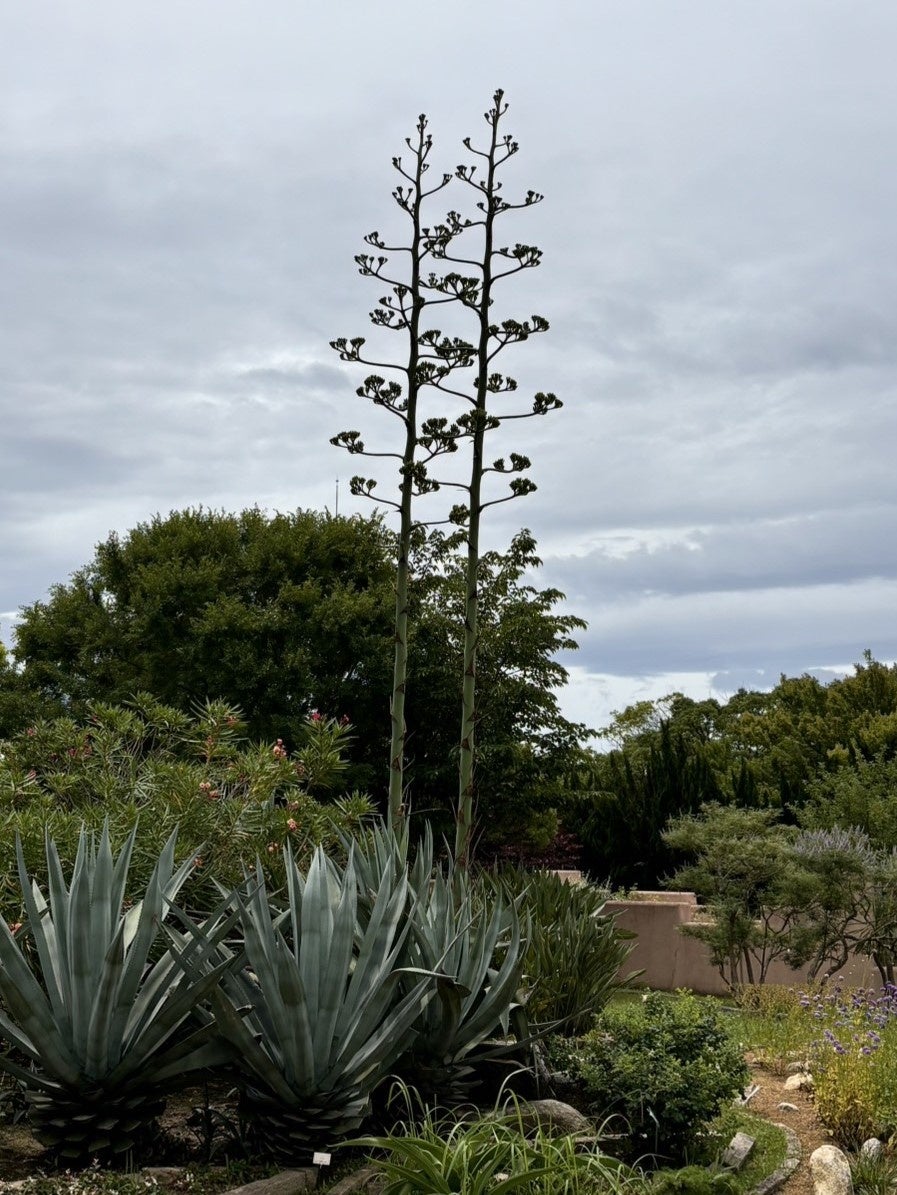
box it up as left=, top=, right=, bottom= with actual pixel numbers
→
left=407, top=528, right=587, bottom=847
left=566, top=653, right=897, bottom=887
left=4, top=508, right=585, bottom=843
left=8, top=508, right=397, bottom=787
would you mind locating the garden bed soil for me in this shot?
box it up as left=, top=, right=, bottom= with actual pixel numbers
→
left=0, top=1084, right=245, bottom=1185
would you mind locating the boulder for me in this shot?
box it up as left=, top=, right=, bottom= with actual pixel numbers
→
left=860, top=1138, right=883, bottom=1160
left=514, top=1099, right=592, bottom=1136
left=784, top=1072, right=814, bottom=1092
left=810, top=1144, right=853, bottom=1195
left=777, top=1102, right=799, bottom=1112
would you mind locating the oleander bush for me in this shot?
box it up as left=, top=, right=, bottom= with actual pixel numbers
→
left=0, top=697, right=372, bottom=921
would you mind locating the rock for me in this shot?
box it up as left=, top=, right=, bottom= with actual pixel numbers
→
left=784, top=1072, right=814, bottom=1092
left=777, top=1102, right=799, bottom=1112
left=514, top=1099, right=592, bottom=1136
left=144, top=1168, right=185, bottom=1188
left=810, top=1144, right=853, bottom=1195
left=721, top=1131, right=756, bottom=1170
left=221, top=1170, right=317, bottom=1195
left=786, top=1060, right=811, bottom=1074
left=325, top=1167, right=386, bottom=1195
left=861, top=1138, right=883, bottom=1160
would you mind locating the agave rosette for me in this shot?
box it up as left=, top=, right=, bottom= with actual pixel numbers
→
left=0, top=824, right=234, bottom=1160
left=198, top=844, right=437, bottom=1157
left=347, top=822, right=530, bottom=1097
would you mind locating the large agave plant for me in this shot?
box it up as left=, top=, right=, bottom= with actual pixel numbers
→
left=0, top=824, right=234, bottom=1162
left=348, top=822, right=530, bottom=1101
left=402, top=863, right=528, bottom=1100
left=197, top=844, right=436, bottom=1160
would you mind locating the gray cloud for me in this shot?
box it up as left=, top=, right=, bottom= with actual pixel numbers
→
left=546, top=505, right=897, bottom=602
left=3, top=1, right=897, bottom=727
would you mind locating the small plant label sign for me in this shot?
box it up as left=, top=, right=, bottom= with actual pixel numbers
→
left=313, top=1151, right=332, bottom=1166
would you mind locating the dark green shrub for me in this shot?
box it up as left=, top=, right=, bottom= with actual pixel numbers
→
left=551, top=993, right=749, bottom=1165
left=0, top=697, right=372, bottom=920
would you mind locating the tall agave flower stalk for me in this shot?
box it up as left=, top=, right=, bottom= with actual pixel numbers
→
left=193, top=844, right=437, bottom=1160
left=0, top=824, right=234, bottom=1162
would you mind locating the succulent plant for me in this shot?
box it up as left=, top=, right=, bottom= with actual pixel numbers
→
left=194, top=844, right=436, bottom=1160
left=347, top=821, right=530, bottom=1101
left=0, top=823, right=234, bottom=1162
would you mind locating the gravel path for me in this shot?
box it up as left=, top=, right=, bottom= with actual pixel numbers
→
left=746, top=1062, right=831, bottom=1195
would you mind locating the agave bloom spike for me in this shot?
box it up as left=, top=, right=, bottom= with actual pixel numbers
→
left=0, top=822, right=235, bottom=1162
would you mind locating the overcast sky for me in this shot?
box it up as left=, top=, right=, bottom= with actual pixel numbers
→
left=3, top=1, right=897, bottom=731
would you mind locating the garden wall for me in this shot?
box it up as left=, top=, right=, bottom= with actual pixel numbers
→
left=605, top=892, right=879, bottom=995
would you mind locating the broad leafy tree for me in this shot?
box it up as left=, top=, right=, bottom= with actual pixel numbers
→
left=408, top=528, right=586, bottom=848
left=11, top=508, right=397, bottom=789
left=5, top=508, right=584, bottom=844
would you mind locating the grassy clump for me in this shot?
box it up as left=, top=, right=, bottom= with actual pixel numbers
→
left=849, top=1147, right=897, bottom=1195
left=354, top=1103, right=643, bottom=1195
left=726, top=984, right=820, bottom=1074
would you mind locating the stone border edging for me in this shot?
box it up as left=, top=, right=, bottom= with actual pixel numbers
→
left=751, top=1123, right=801, bottom=1195
left=219, top=1168, right=317, bottom=1194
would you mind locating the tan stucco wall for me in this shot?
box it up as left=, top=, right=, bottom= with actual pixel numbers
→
left=606, top=893, right=879, bottom=995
